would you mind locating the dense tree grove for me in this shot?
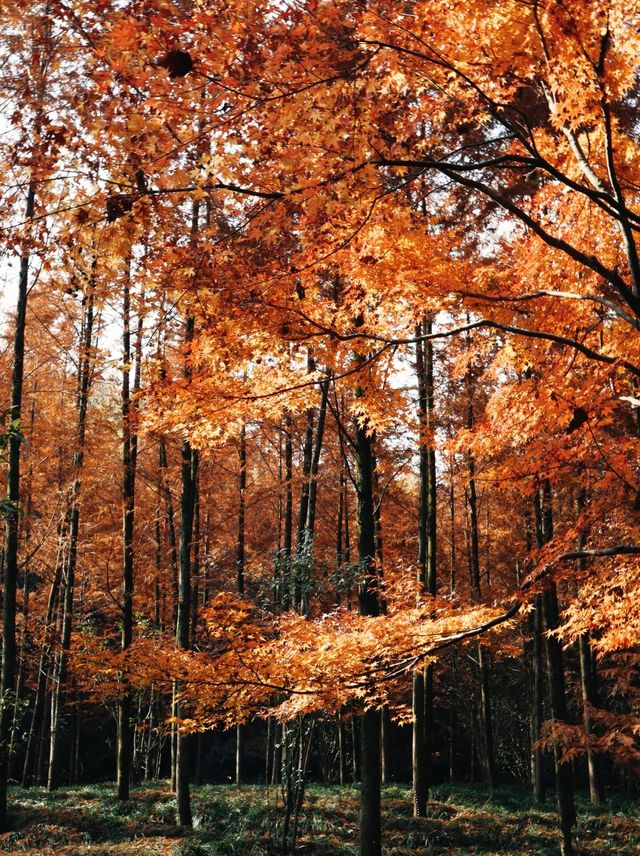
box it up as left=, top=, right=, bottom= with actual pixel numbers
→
left=1, top=2, right=640, bottom=854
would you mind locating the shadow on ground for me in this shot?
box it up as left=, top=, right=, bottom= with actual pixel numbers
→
left=0, top=782, right=638, bottom=855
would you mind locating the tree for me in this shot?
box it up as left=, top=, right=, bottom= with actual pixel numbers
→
left=2, top=3, right=640, bottom=853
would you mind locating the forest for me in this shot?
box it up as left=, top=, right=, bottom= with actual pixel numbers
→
left=1, top=1, right=640, bottom=855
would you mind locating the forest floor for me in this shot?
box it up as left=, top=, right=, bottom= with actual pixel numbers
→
left=0, top=781, right=638, bottom=855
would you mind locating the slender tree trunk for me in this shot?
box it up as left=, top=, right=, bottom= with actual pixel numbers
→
left=236, top=428, right=246, bottom=599
left=338, top=710, right=346, bottom=785
left=532, top=592, right=546, bottom=802
left=372, top=449, right=384, bottom=575
left=71, top=707, right=80, bottom=784
left=477, top=644, right=495, bottom=787
left=578, top=634, right=604, bottom=804
left=21, top=534, right=66, bottom=787
left=449, top=453, right=456, bottom=593
left=575, top=491, right=604, bottom=804
left=151, top=433, right=163, bottom=628
left=175, top=257, right=198, bottom=824
left=466, top=378, right=496, bottom=791
left=144, top=686, right=155, bottom=781
left=336, top=471, right=345, bottom=604
left=0, top=184, right=35, bottom=829
left=412, top=320, right=437, bottom=816
left=297, top=380, right=314, bottom=551
left=449, top=653, right=457, bottom=783
left=236, top=427, right=246, bottom=786
left=380, top=707, right=392, bottom=784
left=48, top=276, right=96, bottom=791
left=117, top=266, right=141, bottom=800
left=265, top=716, right=274, bottom=787
left=294, top=358, right=315, bottom=610
left=37, top=689, right=50, bottom=785
left=175, top=432, right=196, bottom=825
left=285, top=376, right=329, bottom=824
left=525, top=502, right=546, bottom=802
left=337, top=423, right=353, bottom=606
left=191, top=457, right=201, bottom=641
left=354, top=374, right=381, bottom=856
left=299, top=373, right=330, bottom=613
left=305, top=375, right=329, bottom=540
left=412, top=325, right=428, bottom=815
left=158, top=437, right=179, bottom=633
left=535, top=482, right=576, bottom=856
left=282, top=415, right=293, bottom=611
left=7, top=380, right=37, bottom=780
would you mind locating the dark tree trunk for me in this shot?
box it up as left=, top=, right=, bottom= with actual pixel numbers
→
left=535, top=482, right=576, bottom=856
left=48, top=276, right=96, bottom=792
left=360, top=707, right=381, bottom=856
left=159, top=437, right=179, bottom=631
left=236, top=427, right=246, bottom=786
left=293, top=362, right=314, bottom=610
left=236, top=427, right=246, bottom=598
left=526, top=503, right=546, bottom=803
left=21, top=552, right=64, bottom=787
left=578, top=634, right=604, bottom=804
left=304, top=375, right=330, bottom=542
left=466, top=379, right=496, bottom=791
left=449, top=454, right=456, bottom=593
left=117, top=267, right=141, bottom=801
left=338, top=711, right=346, bottom=785
left=532, top=593, right=546, bottom=803
left=282, top=415, right=293, bottom=611
left=412, top=319, right=437, bottom=816
left=575, top=490, right=604, bottom=804
left=0, top=183, right=35, bottom=830
left=354, top=375, right=381, bottom=856
left=191, top=458, right=201, bottom=640
left=298, top=373, right=330, bottom=613
left=175, top=309, right=197, bottom=827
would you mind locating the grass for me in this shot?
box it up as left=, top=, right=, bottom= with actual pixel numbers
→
left=0, top=781, right=638, bottom=855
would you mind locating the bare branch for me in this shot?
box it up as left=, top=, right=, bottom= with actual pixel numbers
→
left=459, top=289, right=638, bottom=328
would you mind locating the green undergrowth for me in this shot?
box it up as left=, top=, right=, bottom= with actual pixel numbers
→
left=1, top=781, right=638, bottom=855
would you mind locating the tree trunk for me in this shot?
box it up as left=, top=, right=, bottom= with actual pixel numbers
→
left=191, top=456, right=201, bottom=641
left=575, top=490, right=604, bottom=804
left=48, top=276, right=96, bottom=791
left=380, top=707, right=391, bottom=784
left=173, top=181, right=201, bottom=811
left=532, top=593, right=546, bottom=803
left=236, top=427, right=246, bottom=599
left=175, top=307, right=197, bottom=826
left=477, top=644, right=495, bottom=789
left=281, top=416, right=292, bottom=608
left=338, top=711, right=346, bottom=785
left=305, top=374, right=329, bottom=544
left=466, top=382, right=496, bottom=791
left=117, top=265, right=141, bottom=801
left=0, top=181, right=35, bottom=829
left=354, top=376, right=381, bottom=856
left=293, top=359, right=314, bottom=611
left=535, top=482, right=576, bottom=856
left=159, top=437, right=179, bottom=633
left=412, top=319, right=437, bottom=816
left=449, top=453, right=456, bottom=593
left=22, top=535, right=65, bottom=787
left=235, top=427, right=247, bottom=785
